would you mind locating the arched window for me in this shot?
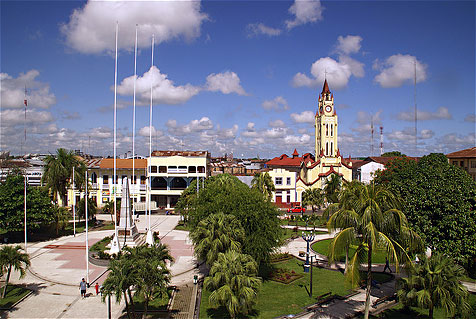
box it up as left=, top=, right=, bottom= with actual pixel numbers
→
left=326, top=124, right=329, bottom=136
left=330, top=124, right=333, bottom=136
left=330, top=142, right=333, bottom=156
left=326, top=142, right=329, bottom=156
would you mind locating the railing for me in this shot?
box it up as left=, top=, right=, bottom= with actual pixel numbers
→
left=167, top=168, right=188, bottom=174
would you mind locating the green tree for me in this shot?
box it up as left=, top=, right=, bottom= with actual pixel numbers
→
left=381, top=151, right=406, bottom=157
left=397, top=253, right=471, bottom=318
left=327, top=182, right=423, bottom=319
left=52, top=206, right=71, bottom=236
left=302, top=188, right=324, bottom=214
left=374, top=153, right=476, bottom=273
left=323, top=174, right=342, bottom=204
left=204, top=251, right=261, bottom=318
left=251, top=172, right=275, bottom=200
left=190, top=213, right=245, bottom=266
left=42, top=148, right=86, bottom=205
left=185, top=174, right=281, bottom=265
left=0, top=245, right=30, bottom=299
left=0, top=175, right=54, bottom=233
left=77, top=197, right=97, bottom=222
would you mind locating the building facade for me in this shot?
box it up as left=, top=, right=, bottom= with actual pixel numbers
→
left=447, top=147, right=476, bottom=181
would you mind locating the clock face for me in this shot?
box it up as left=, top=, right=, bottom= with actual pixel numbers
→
left=325, top=106, right=332, bottom=112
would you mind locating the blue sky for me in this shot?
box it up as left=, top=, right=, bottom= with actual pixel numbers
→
left=1, top=0, right=475, bottom=158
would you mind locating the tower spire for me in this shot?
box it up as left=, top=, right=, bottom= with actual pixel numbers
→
left=322, top=79, right=331, bottom=94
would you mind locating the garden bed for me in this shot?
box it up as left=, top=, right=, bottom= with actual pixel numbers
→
left=0, top=285, right=32, bottom=309
left=268, top=268, right=303, bottom=284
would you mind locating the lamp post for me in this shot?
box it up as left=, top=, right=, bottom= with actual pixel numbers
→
left=302, top=231, right=315, bottom=273
left=309, top=254, right=315, bottom=297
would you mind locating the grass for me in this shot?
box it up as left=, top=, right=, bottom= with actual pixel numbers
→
left=90, top=235, right=113, bottom=253
left=0, top=285, right=31, bottom=309
left=312, top=238, right=388, bottom=264
left=280, top=219, right=328, bottom=228
left=200, top=257, right=352, bottom=318
left=132, top=288, right=172, bottom=312
left=173, top=221, right=190, bottom=231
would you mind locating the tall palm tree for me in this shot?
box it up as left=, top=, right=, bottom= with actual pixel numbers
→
left=397, top=253, right=471, bottom=318
left=42, top=148, right=86, bottom=206
left=323, top=174, right=342, bottom=204
left=0, top=245, right=30, bottom=298
left=204, top=251, right=261, bottom=318
left=327, top=182, right=423, bottom=319
left=251, top=172, right=275, bottom=200
left=302, top=188, right=324, bottom=227
left=190, top=213, right=245, bottom=266
left=101, top=258, right=138, bottom=319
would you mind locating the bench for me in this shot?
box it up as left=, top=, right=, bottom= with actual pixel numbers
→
left=372, top=294, right=395, bottom=308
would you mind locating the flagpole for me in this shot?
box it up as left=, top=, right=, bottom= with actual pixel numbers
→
left=146, top=34, right=155, bottom=245
left=132, top=24, right=138, bottom=220
left=24, top=175, right=27, bottom=253
left=73, top=166, right=76, bottom=236
left=85, top=170, right=89, bottom=283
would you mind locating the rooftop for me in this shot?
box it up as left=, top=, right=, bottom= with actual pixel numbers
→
left=151, top=150, right=209, bottom=157
left=447, top=147, right=476, bottom=158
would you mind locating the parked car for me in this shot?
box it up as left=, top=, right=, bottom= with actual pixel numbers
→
left=287, top=206, right=305, bottom=213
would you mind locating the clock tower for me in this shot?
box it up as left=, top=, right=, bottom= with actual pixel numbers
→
left=315, top=79, right=338, bottom=158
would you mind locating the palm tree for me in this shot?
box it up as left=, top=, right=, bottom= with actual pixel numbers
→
left=327, top=182, right=423, bottom=319
left=302, top=188, right=324, bottom=228
left=190, top=213, right=245, bottom=266
left=0, top=245, right=30, bottom=298
left=251, top=172, right=275, bottom=200
left=397, top=253, right=471, bottom=318
left=323, top=174, right=342, bottom=204
left=42, top=148, right=86, bottom=206
left=101, top=258, right=138, bottom=319
left=204, top=251, right=261, bottom=318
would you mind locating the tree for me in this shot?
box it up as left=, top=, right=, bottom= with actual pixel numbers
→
left=397, top=253, right=470, bottom=318
left=0, top=245, right=30, bottom=298
left=374, top=153, right=476, bottom=273
left=327, top=182, right=423, bottom=319
left=184, top=174, right=281, bottom=265
left=190, top=213, right=245, bottom=266
left=302, top=188, right=324, bottom=214
left=323, top=174, right=342, bottom=204
left=0, top=174, right=54, bottom=233
left=102, top=199, right=119, bottom=223
left=381, top=151, right=406, bottom=157
left=251, top=172, right=275, bottom=200
left=204, top=251, right=261, bottom=318
left=52, top=206, right=71, bottom=236
left=77, top=197, right=97, bottom=222
left=42, top=148, right=86, bottom=206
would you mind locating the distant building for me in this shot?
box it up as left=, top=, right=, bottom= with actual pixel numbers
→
left=352, top=156, right=419, bottom=183
left=447, top=147, right=476, bottom=181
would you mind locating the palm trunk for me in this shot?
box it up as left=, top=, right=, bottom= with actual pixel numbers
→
left=364, top=240, right=372, bottom=319
left=345, top=247, right=349, bottom=274
left=429, top=304, right=434, bottom=319
left=144, top=295, right=149, bottom=319
left=1, top=266, right=12, bottom=298
left=127, top=288, right=136, bottom=318
left=124, top=291, right=132, bottom=319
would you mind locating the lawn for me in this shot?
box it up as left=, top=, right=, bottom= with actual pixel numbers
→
left=280, top=219, right=327, bottom=228
left=199, top=257, right=352, bottom=318
left=90, top=235, right=113, bottom=253
left=312, top=238, right=388, bottom=264
left=132, top=288, right=172, bottom=311
left=0, top=285, right=31, bottom=309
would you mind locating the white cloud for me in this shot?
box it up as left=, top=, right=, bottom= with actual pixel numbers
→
left=246, top=23, right=282, bottom=37
left=387, top=127, right=434, bottom=141
left=61, top=0, right=207, bottom=54
left=264, top=128, right=288, bottom=139
left=138, top=125, right=158, bottom=137
left=283, top=134, right=311, bottom=145
left=269, top=119, right=286, bottom=128
left=242, top=122, right=258, bottom=138
left=0, top=70, right=56, bottom=109
left=205, top=71, right=247, bottom=95
left=292, top=56, right=364, bottom=89
left=262, top=96, right=289, bottom=111
left=373, top=54, right=427, bottom=88
left=420, top=129, right=435, bottom=139
left=0, top=109, right=54, bottom=126
left=286, top=0, right=324, bottom=29
left=397, top=107, right=452, bottom=121
left=335, top=35, right=362, bottom=55
left=87, top=126, right=113, bottom=139
left=464, top=113, right=476, bottom=123
left=166, top=117, right=213, bottom=136
left=290, top=110, right=314, bottom=123
left=216, top=124, right=239, bottom=139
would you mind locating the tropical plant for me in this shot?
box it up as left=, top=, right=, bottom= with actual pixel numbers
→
left=251, top=172, right=275, bottom=200
left=327, top=181, right=423, bottom=319
left=77, top=197, right=97, bottom=222
left=397, top=253, right=471, bottom=318
left=52, top=206, right=71, bottom=235
left=323, top=174, right=342, bottom=204
left=204, top=250, right=261, bottom=318
left=301, top=188, right=324, bottom=215
left=190, top=213, right=245, bottom=266
left=0, top=245, right=30, bottom=299
left=42, top=148, right=86, bottom=206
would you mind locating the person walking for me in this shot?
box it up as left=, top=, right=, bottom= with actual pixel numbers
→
left=383, top=257, right=392, bottom=273
left=79, top=278, right=87, bottom=298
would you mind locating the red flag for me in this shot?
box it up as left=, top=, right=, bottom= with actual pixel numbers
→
left=24, top=99, right=27, bottom=106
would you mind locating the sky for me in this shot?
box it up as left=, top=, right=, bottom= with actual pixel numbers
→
left=1, top=0, right=475, bottom=159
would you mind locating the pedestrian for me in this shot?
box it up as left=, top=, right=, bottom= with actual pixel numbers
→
left=95, top=282, right=99, bottom=295
left=79, top=278, right=87, bottom=298
left=383, top=257, right=392, bottom=273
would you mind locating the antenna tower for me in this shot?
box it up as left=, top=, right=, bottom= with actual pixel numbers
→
left=380, top=126, right=383, bottom=155
left=370, top=114, right=374, bottom=156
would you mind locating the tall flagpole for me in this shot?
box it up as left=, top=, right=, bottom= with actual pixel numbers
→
left=85, top=170, right=89, bottom=283
left=109, top=22, right=121, bottom=254
left=73, top=166, right=76, bottom=236
left=24, top=175, right=27, bottom=253
left=146, top=34, right=155, bottom=245
left=132, top=25, right=138, bottom=219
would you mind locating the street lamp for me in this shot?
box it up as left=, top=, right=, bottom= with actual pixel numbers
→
left=302, top=231, right=315, bottom=273
left=308, top=254, right=316, bottom=297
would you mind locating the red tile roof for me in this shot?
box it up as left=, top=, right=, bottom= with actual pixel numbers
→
left=447, top=147, right=476, bottom=158
left=266, top=153, right=303, bottom=167
left=152, top=150, right=209, bottom=157
left=292, top=149, right=299, bottom=157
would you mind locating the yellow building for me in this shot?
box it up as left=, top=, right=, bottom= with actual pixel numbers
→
left=447, top=147, right=476, bottom=181
left=266, top=80, right=352, bottom=205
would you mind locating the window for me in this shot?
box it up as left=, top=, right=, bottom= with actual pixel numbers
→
left=197, top=166, right=205, bottom=173
left=275, top=177, right=282, bottom=185
left=103, top=175, right=109, bottom=184
left=150, top=166, right=157, bottom=173
left=188, top=166, right=197, bottom=173
left=140, top=176, right=147, bottom=184
left=122, top=175, right=127, bottom=183
left=326, top=142, right=329, bottom=156
left=141, top=197, right=146, bottom=202
left=286, top=177, right=291, bottom=185
left=452, top=161, right=458, bottom=165
left=131, top=175, right=137, bottom=184
left=330, top=142, right=333, bottom=156
left=471, top=161, right=476, bottom=169
left=460, top=161, right=464, bottom=167
left=326, top=124, right=329, bottom=136
left=159, top=166, right=167, bottom=173
left=91, top=172, right=97, bottom=184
